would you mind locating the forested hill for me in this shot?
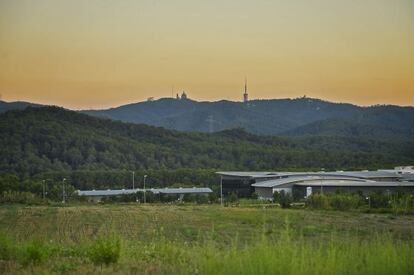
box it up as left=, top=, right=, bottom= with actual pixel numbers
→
left=1, top=107, right=413, bottom=178
left=3, top=98, right=414, bottom=140
left=83, top=98, right=414, bottom=139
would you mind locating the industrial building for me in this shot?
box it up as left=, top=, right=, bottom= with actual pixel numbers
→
left=217, top=167, right=414, bottom=200
left=76, top=187, right=212, bottom=202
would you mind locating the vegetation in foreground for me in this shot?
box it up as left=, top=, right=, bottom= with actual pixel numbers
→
left=0, top=204, right=414, bottom=274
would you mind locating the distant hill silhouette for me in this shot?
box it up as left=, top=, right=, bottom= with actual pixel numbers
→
left=2, top=98, right=413, bottom=140
left=0, top=100, right=43, bottom=113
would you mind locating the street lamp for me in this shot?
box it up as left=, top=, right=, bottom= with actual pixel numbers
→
left=132, top=171, right=135, bottom=190
left=42, top=180, right=46, bottom=199
left=220, top=176, right=223, bottom=206
left=143, top=175, right=148, bottom=204
left=62, top=178, right=66, bottom=204
left=42, top=179, right=51, bottom=199
left=366, top=196, right=371, bottom=209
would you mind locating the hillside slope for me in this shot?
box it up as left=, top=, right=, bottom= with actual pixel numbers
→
left=83, top=98, right=414, bottom=139
left=1, top=107, right=413, bottom=177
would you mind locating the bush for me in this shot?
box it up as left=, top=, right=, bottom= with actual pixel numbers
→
left=277, top=191, right=293, bottom=208
left=21, top=240, right=50, bottom=265
left=88, top=234, right=122, bottom=266
left=227, top=192, right=238, bottom=203
left=306, top=193, right=330, bottom=209
left=390, top=194, right=414, bottom=215
left=196, top=195, right=209, bottom=204
left=208, top=192, right=218, bottom=203
left=251, top=192, right=258, bottom=200
left=369, top=191, right=389, bottom=208
left=329, top=194, right=362, bottom=210
left=0, top=234, right=15, bottom=261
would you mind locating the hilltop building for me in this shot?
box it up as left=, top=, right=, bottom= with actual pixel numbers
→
left=217, top=167, right=414, bottom=200
left=176, top=91, right=188, bottom=100
left=181, top=91, right=188, bottom=100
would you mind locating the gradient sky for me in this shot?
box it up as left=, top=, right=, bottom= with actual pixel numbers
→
left=1, top=0, right=413, bottom=109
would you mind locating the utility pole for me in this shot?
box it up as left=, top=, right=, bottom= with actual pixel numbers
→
left=220, top=176, right=223, bottom=206
left=143, top=175, right=148, bottom=204
left=62, top=178, right=66, bottom=204
left=42, top=180, right=46, bottom=199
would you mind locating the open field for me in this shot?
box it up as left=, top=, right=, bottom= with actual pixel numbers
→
left=1, top=204, right=414, bottom=274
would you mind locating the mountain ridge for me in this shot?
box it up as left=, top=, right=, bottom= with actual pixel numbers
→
left=2, top=98, right=414, bottom=139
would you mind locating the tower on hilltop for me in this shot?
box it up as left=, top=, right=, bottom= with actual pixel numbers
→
left=243, top=77, right=248, bottom=103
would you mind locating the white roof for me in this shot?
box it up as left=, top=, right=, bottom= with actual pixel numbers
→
left=252, top=176, right=414, bottom=188
left=77, top=187, right=212, bottom=197
left=217, top=171, right=401, bottom=179
left=252, top=176, right=371, bottom=188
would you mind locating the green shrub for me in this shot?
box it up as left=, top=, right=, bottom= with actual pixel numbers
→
left=208, top=192, right=218, bottom=203
left=329, top=194, right=362, bottom=210
left=251, top=192, right=258, bottom=200
left=272, top=191, right=280, bottom=203
left=278, top=191, right=293, bottom=208
left=391, top=194, right=414, bottom=215
left=88, top=234, right=122, bottom=266
left=369, top=191, right=389, bottom=208
left=306, top=193, right=330, bottom=209
left=0, top=234, right=15, bottom=261
left=21, top=240, right=50, bottom=265
left=227, top=192, right=238, bottom=203
left=196, top=195, right=209, bottom=204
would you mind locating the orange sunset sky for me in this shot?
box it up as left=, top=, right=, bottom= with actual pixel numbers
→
left=1, top=0, right=413, bottom=109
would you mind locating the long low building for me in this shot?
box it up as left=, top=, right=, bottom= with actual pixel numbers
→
left=217, top=167, right=414, bottom=199
left=76, top=187, right=212, bottom=201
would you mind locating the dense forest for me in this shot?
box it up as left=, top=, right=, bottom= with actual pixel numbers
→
left=1, top=107, right=414, bottom=190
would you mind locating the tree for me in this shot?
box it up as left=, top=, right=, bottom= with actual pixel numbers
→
left=274, top=190, right=292, bottom=208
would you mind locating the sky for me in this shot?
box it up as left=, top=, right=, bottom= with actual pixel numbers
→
left=0, top=0, right=413, bottom=109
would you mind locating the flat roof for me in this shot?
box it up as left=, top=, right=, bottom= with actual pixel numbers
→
left=252, top=176, right=414, bottom=188
left=77, top=187, right=212, bottom=197
left=217, top=171, right=401, bottom=179
left=294, top=181, right=414, bottom=187
left=252, top=176, right=371, bottom=188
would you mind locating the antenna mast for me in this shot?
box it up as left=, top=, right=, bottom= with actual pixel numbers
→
left=243, top=77, right=249, bottom=103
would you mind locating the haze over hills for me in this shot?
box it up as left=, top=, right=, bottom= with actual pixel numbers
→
left=1, top=97, right=414, bottom=140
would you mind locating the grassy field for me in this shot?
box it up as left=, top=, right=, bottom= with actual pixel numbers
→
left=1, top=204, right=414, bottom=274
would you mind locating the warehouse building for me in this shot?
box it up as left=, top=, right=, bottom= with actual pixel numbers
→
left=76, top=187, right=212, bottom=202
left=217, top=167, right=414, bottom=200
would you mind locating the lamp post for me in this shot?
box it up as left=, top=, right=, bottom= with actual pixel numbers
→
left=62, top=178, right=66, bottom=204
left=132, top=171, right=135, bottom=190
left=220, top=176, right=223, bottom=206
left=366, top=196, right=371, bottom=209
left=42, top=179, right=52, bottom=199
left=143, top=175, right=148, bottom=204
left=42, top=180, right=46, bottom=199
